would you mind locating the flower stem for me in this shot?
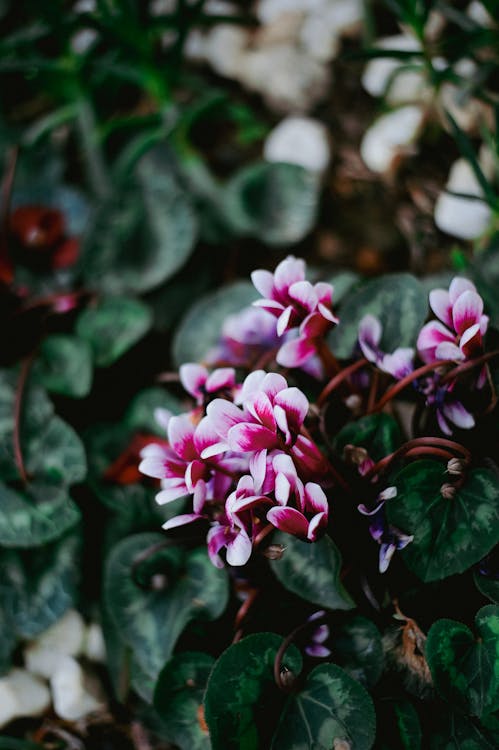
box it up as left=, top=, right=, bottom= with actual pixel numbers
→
left=13, top=354, right=35, bottom=485
left=317, top=340, right=341, bottom=379
left=364, top=436, right=471, bottom=478
left=368, top=359, right=452, bottom=413
left=440, top=349, right=499, bottom=384
left=317, top=358, right=367, bottom=407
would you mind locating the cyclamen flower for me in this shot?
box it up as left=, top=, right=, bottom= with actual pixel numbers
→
left=251, top=255, right=338, bottom=367
left=419, top=374, right=475, bottom=435
left=179, top=363, right=236, bottom=406
left=417, top=277, right=488, bottom=364
left=206, top=306, right=279, bottom=367
left=369, top=511, right=414, bottom=574
left=358, top=315, right=414, bottom=378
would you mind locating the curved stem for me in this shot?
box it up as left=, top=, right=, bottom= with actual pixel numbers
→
left=13, top=354, right=35, bottom=485
left=364, top=436, right=471, bottom=479
left=441, top=349, right=499, bottom=384
left=0, top=145, right=18, bottom=285
left=317, top=358, right=367, bottom=407
left=317, top=340, right=341, bottom=379
left=368, top=359, right=452, bottom=413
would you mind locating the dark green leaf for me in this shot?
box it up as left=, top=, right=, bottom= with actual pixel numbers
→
left=387, top=461, right=499, bottom=582
left=331, top=616, right=384, bottom=687
left=76, top=296, right=152, bottom=367
left=427, top=605, right=499, bottom=717
left=430, top=711, right=498, bottom=750
left=32, top=335, right=93, bottom=398
left=0, top=605, right=17, bottom=676
left=328, top=273, right=427, bottom=358
left=81, top=150, right=197, bottom=294
left=327, top=271, right=362, bottom=306
left=172, top=281, right=257, bottom=367
left=270, top=531, right=355, bottom=610
left=271, top=663, right=376, bottom=750
left=25, top=415, right=87, bottom=486
left=125, top=387, right=181, bottom=435
left=204, top=632, right=302, bottom=750
left=474, top=572, right=499, bottom=604
left=104, top=533, right=228, bottom=682
left=0, top=481, right=81, bottom=547
left=334, top=413, right=403, bottom=462
left=154, top=652, right=215, bottom=750
left=376, top=698, right=422, bottom=750
left=0, top=740, right=43, bottom=750
left=224, top=162, right=320, bottom=246
left=0, top=530, right=82, bottom=638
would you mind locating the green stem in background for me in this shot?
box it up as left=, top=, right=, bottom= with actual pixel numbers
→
left=75, top=98, right=113, bottom=201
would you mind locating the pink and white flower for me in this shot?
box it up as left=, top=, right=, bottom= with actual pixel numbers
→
left=417, top=277, right=488, bottom=364
left=358, top=315, right=414, bottom=378
left=179, top=363, right=236, bottom=406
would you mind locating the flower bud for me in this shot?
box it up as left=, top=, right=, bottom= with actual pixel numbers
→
left=279, top=665, right=296, bottom=689
left=440, top=483, right=456, bottom=500
left=343, top=444, right=369, bottom=466
left=262, top=544, right=286, bottom=560
left=447, top=458, right=464, bottom=476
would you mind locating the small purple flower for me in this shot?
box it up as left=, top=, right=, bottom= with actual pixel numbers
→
left=369, top=511, right=414, bottom=574
left=305, top=611, right=331, bottom=658
left=419, top=375, right=475, bottom=435
left=358, top=315, right=414, bottom=378
left=417, top=277, right=488, bottom=364
left=358, top=485, right=397, bottom=516
left=206, top=306, right=279, bottom=367
left=179, top=363, right=236, bottom=406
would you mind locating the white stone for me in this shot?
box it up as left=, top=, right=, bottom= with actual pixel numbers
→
left=204, top=25, right=249, bottom=77
left=300, top=13, right=340, bottom=62
left=24, top=645, right=67, bottom=680
left=0, top=680, right=20, bottom=729
left=264, top=116, right=331, bottom=172
left=322, top=0, right=363, bottom=37
left=434, top=158, right=492, bottom=239
left=257, top=0, right=323, bottom=24
left=362, top=34, right=427, bottom=105
left=8, top=669, right=51, bottom=717
left=360, top=105, right=424, bottom=173
left=51, top=656, right=104, bottom=721
left=467, top=1, right=494, bottom=26
left=71, top=29, right=98, bottom=54
left=33, top=610, right=86, bottom=656
left=84, top=623, right=107, bottom=663
left=240, top=45, right=330, bottom=112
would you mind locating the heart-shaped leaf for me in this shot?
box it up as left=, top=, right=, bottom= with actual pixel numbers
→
left=270, top=531, right=355, bottom=610
left=334, top=413, right=403, bottom=462
left=104, top=533, right=228, bottom=683
left=204, top=632, right=302, bottom=750
left=329, top=273, right=427, bottom=358
left=271, top=663, right=376, bottom=750
left=386, top=461, right=499, bottom=582
left=25, top=415, right=87, bottom=486
left=172, top=281, right=257, bottom=367
left=0, top=529, right=82, bottom=637
left=32, top=335, right=93, bottom=398
left=331, top=616, right=384, bottom=687
left=76, top=296, right=152, bottom=367
left=0, top=481, right=81, bottom=547
left=81, top=150, right=197, bottom=295
left=375, top=699, right=422, bottom=750
left=124, top=387, right=181, bottom=435
left=427, top=605, right=499, bottom=717
left=430, top=710, right=499, bottom=750
left=154, top=652, right=215, bottom=750
left=224, top=162, right=320, bottom=246
left=474, top=572, right=499, bottom=604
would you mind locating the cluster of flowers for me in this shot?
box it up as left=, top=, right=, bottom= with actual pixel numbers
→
left=140, top=256, right=490, bottom=573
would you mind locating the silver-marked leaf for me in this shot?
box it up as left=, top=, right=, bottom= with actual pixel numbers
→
left=271, top=663, right=376, bottom=750
left=76, top=296, right=152, bottom=367
left=426, top=605, right=499, bottom=717
left=331, top=616, right=384, bottom=687
left=172, top=281, right=257, bottom=367
left=154, top=652, right=214, bottom=750
left=387, top=461, right=499, bottom=582
left=329, top=273, right=427, bottom=358
left=334, top=413, right=403, bottom=462
left=270, top=531, right=355, bottom=610
left=32, top=335, right=93, bottom=398
left=376, top=699, right=422, bottom=750
left=0, top=530, right=82, bottom=638
left=104, top=533, right=228, bottom=683
left=204, top=632, right=302, bottom=750
left=26, top=415, right=87, bottom=486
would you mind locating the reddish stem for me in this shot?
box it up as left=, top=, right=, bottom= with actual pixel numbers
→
left=368, top=359, right=452, bottom=413
left=317, top=340, right=341, bottom=378
left=253, top=522, right=274, bottom=548
left=364, top=436, right=471, bottom=479
left=13, top=354, right=35, bottom=485
left=317, top=358, right=368, bottom=407
left=366, top=369, right=380, bottom=414
left=441, top=349, right=499, bottom=384
left=0, top=146, right=18, bottom=285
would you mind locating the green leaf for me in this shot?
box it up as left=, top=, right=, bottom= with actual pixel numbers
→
left=387, top=461, right=499, bottom=582
left=204, top=632, right=302, bottom=750
left=32, top=335, right=93, bottom=398
left=430, top=711, right=498, bottom=750
left=474, top=572, right=499, bottom=604
left=270, top=531, right=355, bottom=610
left=154, top=652, right=215, bottom=750
left=26, top=415, right=87, bottom=486
left=0, top=530, right=82, bottom=638
left=104, top=533, right=228, bottom=683
left=0, top=740, right=43, bottom=750
left=328, top=273, right=427, bottom=358
left=0, top=605, right=17, bottom=676
left=376, top=699, right=422, bottom=750
left=172, top=281, right=257, bottom=367
left=76, top=296, right=152, bottom=367
left=331, top=616, right=384, bottom=688
left=427, top=606, right=499, bottom=717
left=327, top=271, right=362, bottom=306
left=81, top=149, right=197, bottom=294
left=0, top=481, right=81, bottom=547
left=224, top=162, right=320, bottom=246
left=271, top=663, right=376, bottom=750
left=124, top=387, right=181, bottom=435
left=334, top=413, right=403, bottom=462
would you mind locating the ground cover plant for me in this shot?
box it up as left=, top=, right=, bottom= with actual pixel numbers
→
left=1, top=0, right=499, bottom=748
